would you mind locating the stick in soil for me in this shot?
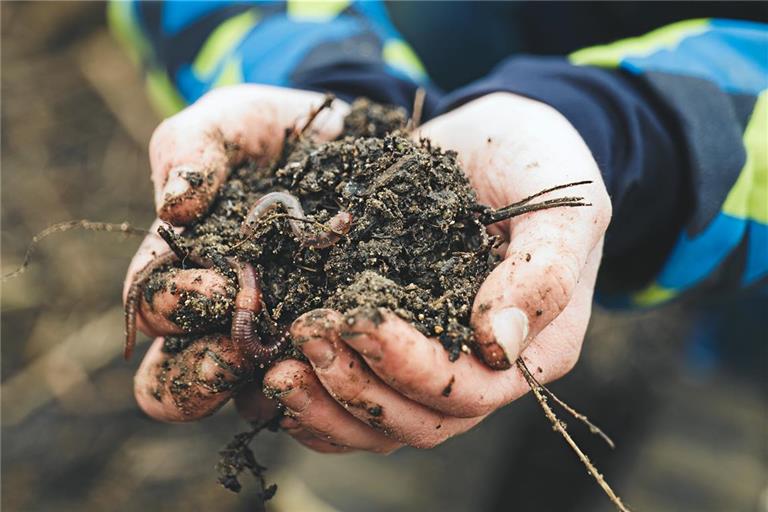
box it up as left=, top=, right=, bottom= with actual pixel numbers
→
left=516, top=358, right=631, bottom=512
left=299, top=93, right=335, bottom=136
left=157, top=224, right=190, bottom=263
left=2, top=220, right=149, bottom=282
left=409, top=87, right=426, bottom=131
left=480, top=180, right=593, bottom=225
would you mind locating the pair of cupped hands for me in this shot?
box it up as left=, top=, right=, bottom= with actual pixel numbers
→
left=124, top=85, right=611, bottom=453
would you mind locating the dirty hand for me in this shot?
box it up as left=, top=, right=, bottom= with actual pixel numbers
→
left=123, top=85, right=349, bottom=423
left=256, top=93, right=611, bottom=453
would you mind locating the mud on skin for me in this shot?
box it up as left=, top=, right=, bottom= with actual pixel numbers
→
left=149, top=98, right=500, bottom=364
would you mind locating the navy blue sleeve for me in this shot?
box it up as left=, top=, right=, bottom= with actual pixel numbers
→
left=437, top=56, right=689, bottom=297
left=439, top=20, right=768, bottom=306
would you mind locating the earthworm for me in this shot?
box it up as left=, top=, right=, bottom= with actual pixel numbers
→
left=241, top=191, right=353, bottom=249
left=124, top=251, right=178, bottom=360
left=125, top=253, right=286, bottom=365
left=227, top=258, right=287, bottom=366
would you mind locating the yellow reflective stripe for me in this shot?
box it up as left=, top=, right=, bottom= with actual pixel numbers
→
left=146, top=69, right=186, bottom=117
left=212, top=56, right=245, bottom=88
left=383, top=39, right=426, bottom=81
left=722, top=91, right=768, bottom=223
left=193, top=9, right=259, bottom=78
left=107, top=0, right=151, bottom=66
left=570, top=18, right=710, bottom=68
left=287, top=0, right=350, bottom=21
left=632, top=282, right=678, bottom=307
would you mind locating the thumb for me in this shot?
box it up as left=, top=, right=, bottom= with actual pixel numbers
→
left=149, top=85, right=348, bottom=225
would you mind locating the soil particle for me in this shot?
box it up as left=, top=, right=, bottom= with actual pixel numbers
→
left=168, top=290, right=234, bottom=332
left=183, top=169, right=205, bottom=188
left=442, top=375, right=456, bottom=397
left=162, top=335, right=195, bottom=354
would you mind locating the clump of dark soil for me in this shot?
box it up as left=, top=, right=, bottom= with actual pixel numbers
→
left=171, top=98, right=500, bottom=360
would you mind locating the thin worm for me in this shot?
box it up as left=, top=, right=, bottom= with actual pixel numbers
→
left=124, top=236, right=216, bottom=361
left=124, top=252, right=178, bottom=360
left=241, top=191, right=353, bottom=249
left=126, top=229, right=288, bottom=366
left=227, top=258, right=287, bottom=366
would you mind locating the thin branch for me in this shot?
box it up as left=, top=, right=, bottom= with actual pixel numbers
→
left=409, top=87, right=426, bottom=130
left=479, top=180, right=593, bottom=225
left=3, top=220, right=149, bottom=282
left=481, top=197, right=592, bottom=225
left=510, top=180, right=593, bottom=208
left=522, top=361, right=615, bottom=449
left=300, top=94, right=335, bottom=136
left=517, top=358, right=631, bottom=512
left=157, top=224, right=189, bottom=263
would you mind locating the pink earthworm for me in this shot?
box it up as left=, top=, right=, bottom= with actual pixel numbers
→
left=241, top=191, right=353, bottom=249
left=227, top=258, right=287, bottom=366
left=125, top=229, right=287, bottom=365
left=124, top=251, right=178, bottom=360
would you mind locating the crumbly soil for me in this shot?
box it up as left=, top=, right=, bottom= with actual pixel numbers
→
left=157, top=98, right=500, bottom=361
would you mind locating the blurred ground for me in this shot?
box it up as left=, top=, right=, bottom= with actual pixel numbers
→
left=1, top=3, right=766, bottom=512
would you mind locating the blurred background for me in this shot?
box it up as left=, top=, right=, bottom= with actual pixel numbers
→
left=1, top=2, right=766, bottom=511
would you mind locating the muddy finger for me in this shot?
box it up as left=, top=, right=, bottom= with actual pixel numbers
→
left=291, top=310, right=481, bottom=448
left=281, top=418, right=357, bottom=454
left=149, top=85, right=349, bottom=225
left=139, top=267, right=235, bottom=336
left=123, top=220, right=180, bottom=339
left=264, top=359, right=402, bottom=453
left=134, top=335, right=250, bottom=422
left=340, top=308, right=519, bottom=418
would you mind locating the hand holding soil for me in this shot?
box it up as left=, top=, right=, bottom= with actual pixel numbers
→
left=123, top=86, right=611, bottom=453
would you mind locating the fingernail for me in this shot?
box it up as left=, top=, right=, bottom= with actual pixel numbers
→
left=162, top=165, right=194, bottom=199
left=491, top=307, right=529, bottom=361
left=300, top=337, right=336, bottom=369
left=280, top=385, right=311, bottom=413
left=339, top=330, right=382, bottom=361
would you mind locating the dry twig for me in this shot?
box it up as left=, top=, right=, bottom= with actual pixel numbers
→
left=2, top=220, right=148, bottom=282
left=517, top=358, right=631, bottom=512
left=409, top=87, right=426, bottom=130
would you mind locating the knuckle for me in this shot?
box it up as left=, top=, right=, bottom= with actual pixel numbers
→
left=536, top=248, right=580, bottom=315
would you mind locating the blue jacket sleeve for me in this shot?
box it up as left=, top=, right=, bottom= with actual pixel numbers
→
left=107, top=0, right=438, bottom=116
left=440, top=19, right=768, bottom=307
left=110, top=6, right=766, bottom=308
